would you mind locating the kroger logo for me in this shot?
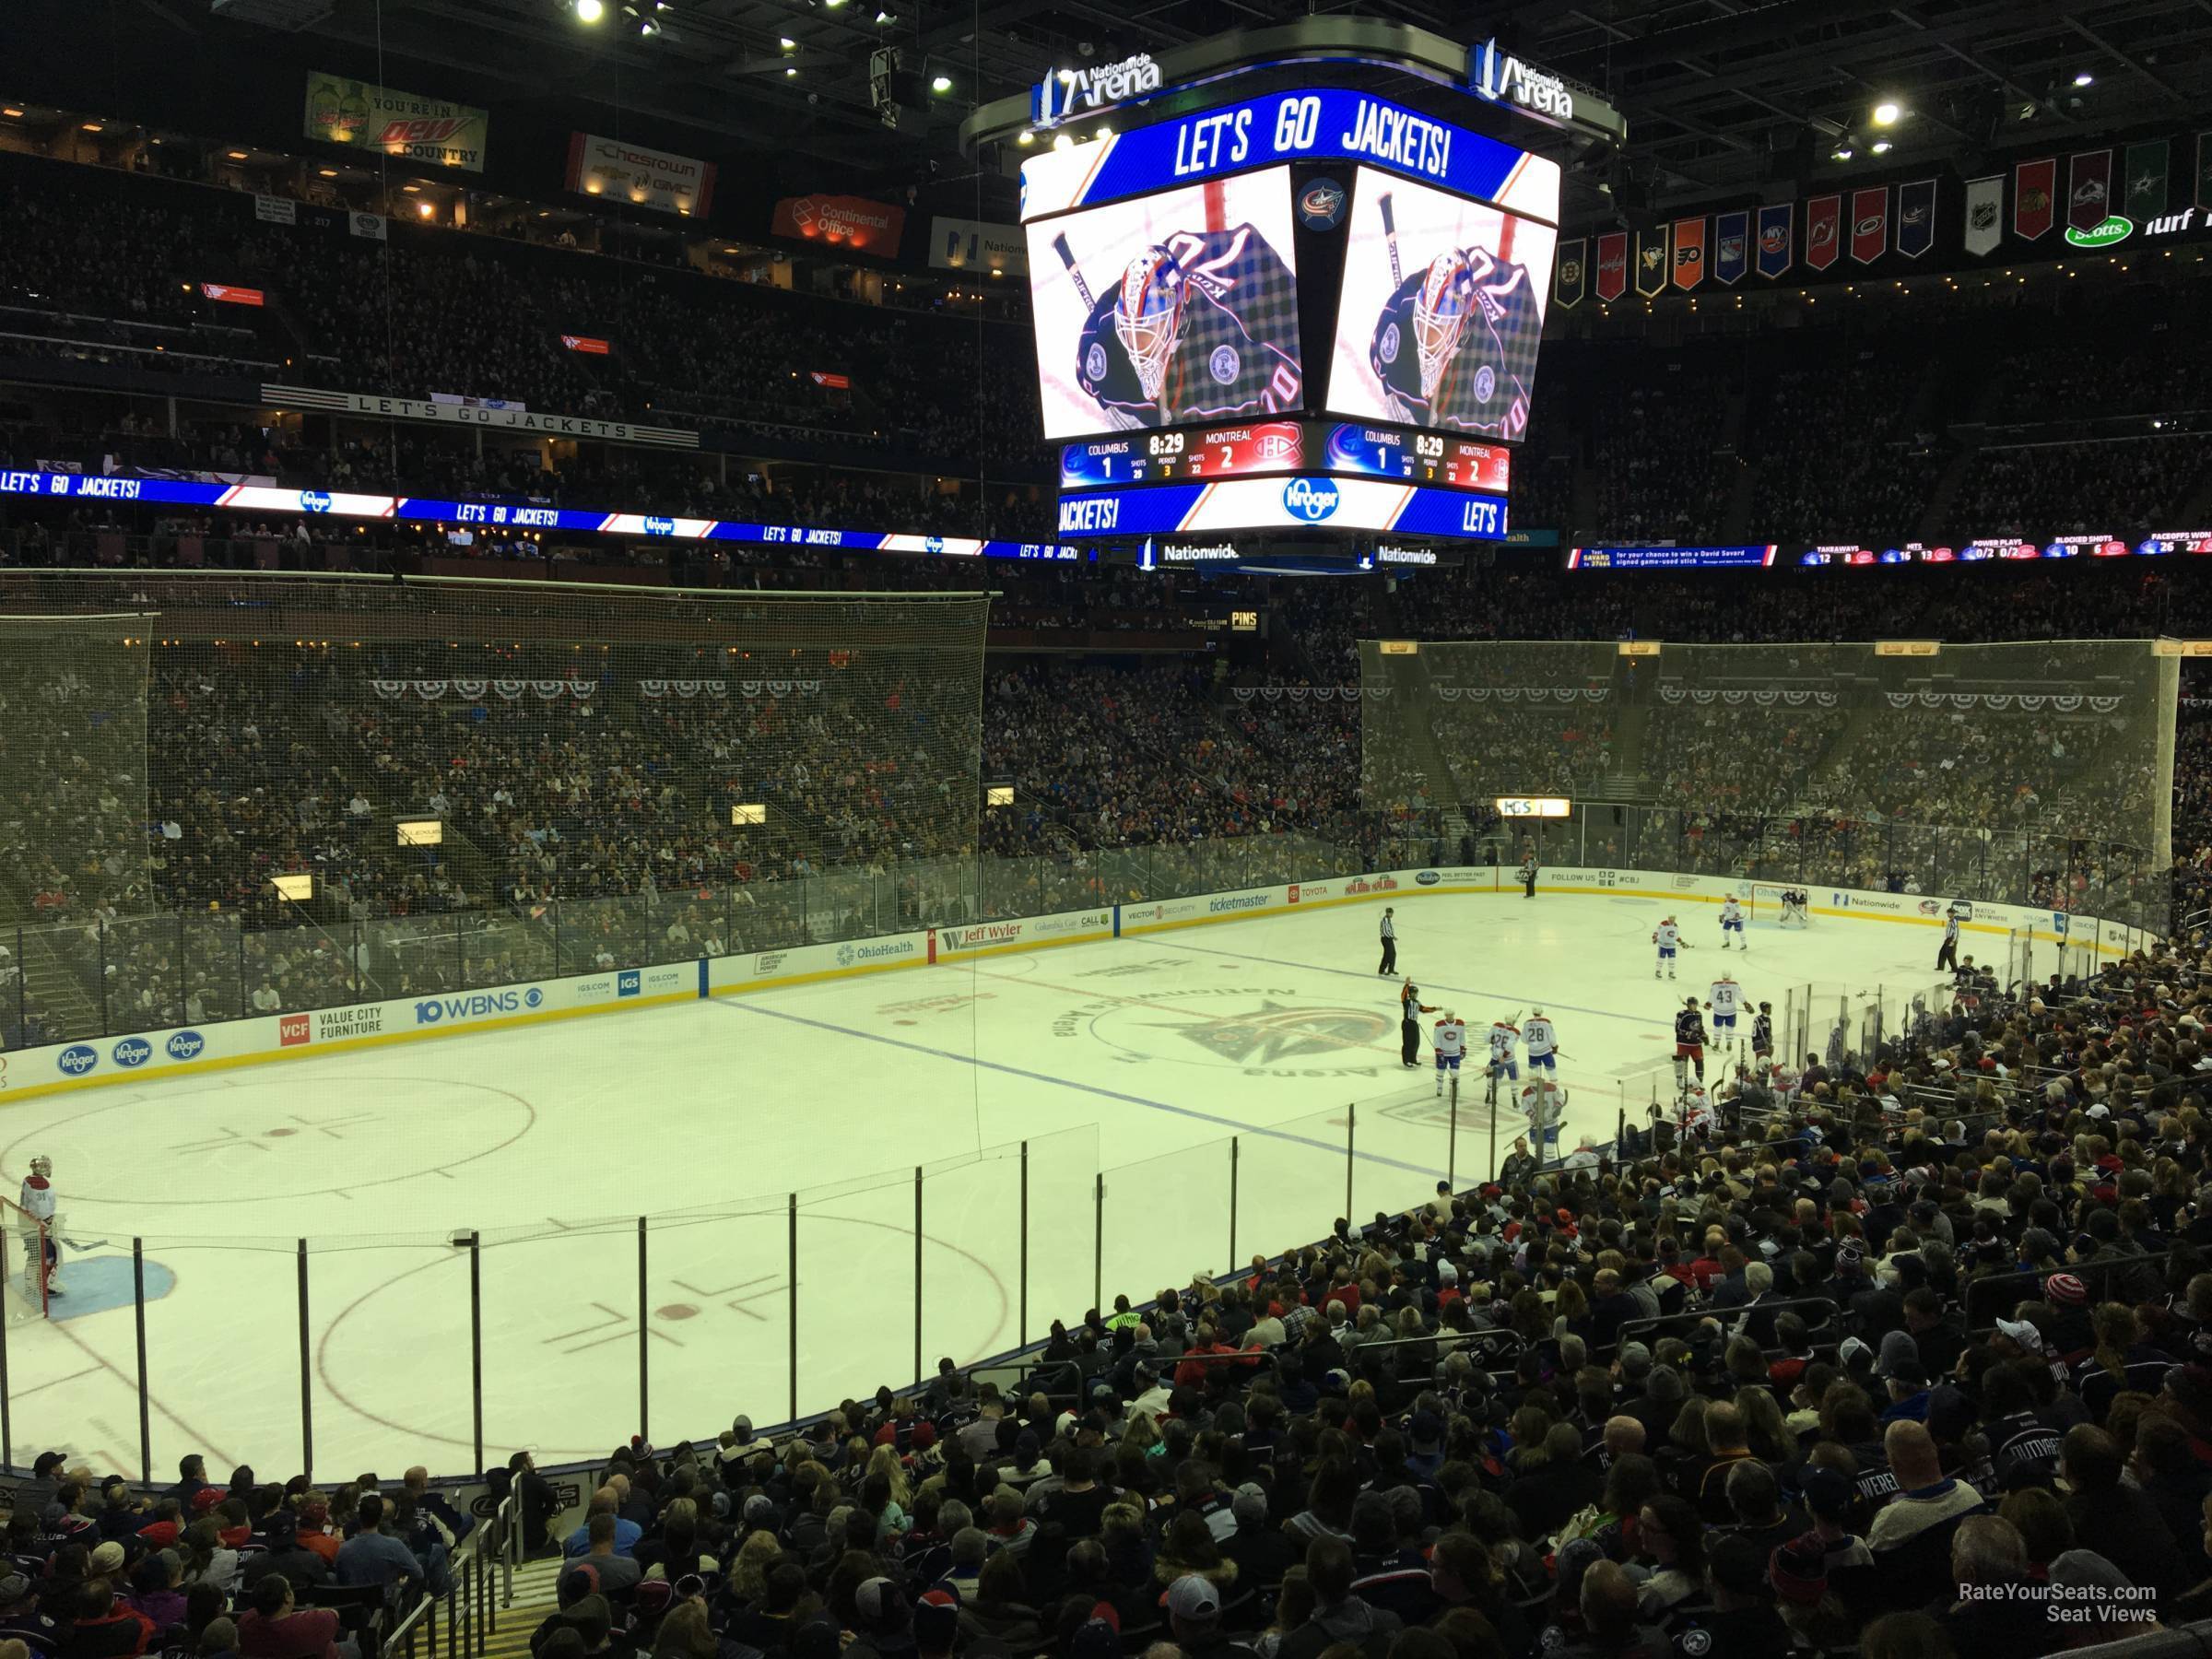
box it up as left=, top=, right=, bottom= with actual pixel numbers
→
left=618, top=970, right=641, bottom=997
left=641, top=515, right=676, bottom=535
left=166, top=1030, right=206, bottom=1061
left=1416, top=871, right=1441, bottom=886
left=1283, top=478, right=1340, bottom=522
left=923, top=535, right=946, bottom=554
left=112, top=1037, right=153, bottom=1068
left=300, top=489, right=333, bottom=513
left=58, top=1045, right=98, bottom=1077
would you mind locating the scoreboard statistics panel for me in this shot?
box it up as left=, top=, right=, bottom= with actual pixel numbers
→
left=1060, top=419, right=1511, bottom=491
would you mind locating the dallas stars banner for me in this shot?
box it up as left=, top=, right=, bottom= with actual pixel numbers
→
left=2125, top=139, right=2170, bottom=220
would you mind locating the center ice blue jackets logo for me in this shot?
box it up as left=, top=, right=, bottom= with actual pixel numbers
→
left=1283, top=478, right=1340, bottom=522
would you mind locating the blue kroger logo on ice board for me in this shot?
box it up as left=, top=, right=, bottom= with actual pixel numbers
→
left=1283, top=477, right=1339, bottom=522
left=112, top=1037, right=153, bottom=1067
left=166, top=1030, right=206, bottom=1061
left=300, top=489, right=333, bottom=513
left=57, top=1045, right=98, bottom=1076
left=641, top=516, right=676, bottom=535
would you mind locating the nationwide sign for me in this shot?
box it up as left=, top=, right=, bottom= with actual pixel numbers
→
left=1031, top=53, right=1163, bottom=129
left=1468, top=40, right=1626, bottom=142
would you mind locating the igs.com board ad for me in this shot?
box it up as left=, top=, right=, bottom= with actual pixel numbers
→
left=1025, top=168, right=1303, bottom=440
left=1324, top=169, right=1557, bottom=441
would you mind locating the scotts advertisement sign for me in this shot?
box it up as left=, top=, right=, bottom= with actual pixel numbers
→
left=303, top=72, right=488, bottom=171
left=770, top=194, right=907, bottom=256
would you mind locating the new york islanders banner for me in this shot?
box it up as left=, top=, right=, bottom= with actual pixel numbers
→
left=1896, top=179, right=1936, bottom=258
left=1963, top=176, right=2003, bottom=256
left=1713, top=211, right=1747, bottom=285
left=1806, top=194, right=1841, bottom=270
left=1594, top=231, right=1629, bottom=301
left=1672, top=217, right=1706, bottom=289
left=2015, top=158, right=2056, bottom=240
left=2068, top=150, right=2112, bottom=232
left=2125, top=139, right=2170, bottom=221
left=1849, top=186, right=1888, bottom=264
left=1635, top=229, right=1667, bottom=297
left=1755, top=204, right=1792, bottom=278
left=1556, top=238, right=1586, bottom=309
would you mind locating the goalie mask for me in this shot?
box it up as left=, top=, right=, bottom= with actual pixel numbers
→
left=1114, top=247, right=1188, bottom=402
left=1413, top=251, right=1476, bottom=400
left=28, top=1157, right=50, bottom=1179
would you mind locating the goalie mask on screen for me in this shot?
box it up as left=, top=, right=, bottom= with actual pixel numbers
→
left=1114, top=247, right=1188, bottom=402
left=1413, top=251, right=1476, bottom=400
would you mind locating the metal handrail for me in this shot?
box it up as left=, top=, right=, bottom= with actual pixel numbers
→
left=382, top=1492, right=512, bottom=1659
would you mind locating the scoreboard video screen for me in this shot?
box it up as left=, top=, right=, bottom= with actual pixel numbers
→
left=1060, top=420, right=1511, bottom=492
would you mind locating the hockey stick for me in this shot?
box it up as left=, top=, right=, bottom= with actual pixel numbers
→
left=58, top=1234, right=109, bottom=1253
left=1050, top=232, right=1097, bottom=311
left=1378, top=192, right=1403, bottom=290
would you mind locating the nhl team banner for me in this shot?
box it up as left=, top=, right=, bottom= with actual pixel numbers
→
left=1671, top=217, right=1706, bottom=289
left=1755, top=203, right=1792, bottom=278
left=1594, top=231, right=1629, bottom=301
left=1713, top=210, right=1747, bottom=285
left=2124, top=139, right=2170, bottom=221
left=565, top=134, right=715, bottom=218
left=1635, top=229, right=1667, bottom=297
left=303, top=71, right=488, bottom=171
left=1849, top=186, right=1888, bottom=264
left=1963, top=175, right=2004, bottom=256
left=2067, top=150, right=2112, bottom=233
left=1896, top=179, right=1936, bottom=258
left=2198, top=135, right=2212, bottom=211
left=2015, top=158, right=2057, bottom=240
left=1555, top=237, right=1586, bottom=309
left=1806, top=194, right=1841, bottom=270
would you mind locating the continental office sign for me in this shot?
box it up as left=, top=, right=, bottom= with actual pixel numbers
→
left=304, top=73, right=488, bottom=171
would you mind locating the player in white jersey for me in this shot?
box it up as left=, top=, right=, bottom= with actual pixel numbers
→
left=1718, top=895, right=1746, bottom=949
left=1523, top=1010, right=1558, bottom=1074
left=1487, top=1018, right=1520, bottom=1081
left=1652, top=917, right=1681, bottom=979
left=1708, top=974, right=1742, bottom=1037
left=1519, top=1077, right=1567, bottom=1157
left=18, top=1155, right=59, bottom=1302
left=1432, top=1011, right=1466, bottom=1096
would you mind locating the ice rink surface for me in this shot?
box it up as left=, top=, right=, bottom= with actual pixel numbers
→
left=0, top=891, right=1957, bottom=1476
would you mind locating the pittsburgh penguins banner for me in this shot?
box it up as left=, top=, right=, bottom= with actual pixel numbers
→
left=1896, top=179, right=1936, bottom=258
left=1671, top=217, right=1706, bottom=289
left=2015, top=158, right=2056, bottom=240
left=1849, top=186, right=1888, bottom=264
left=2067, top=150, right=2112, bottom=232
left=1806, top=194, right=1841, bottom=270
left=1594, top=231, right=1629, bottom=301
left=1713, top=210, right=1747, bottom=285
left=1963, top=175, right=2003, bottom=257
left=1555, top=237, right=1586, bottom=309
left=2125, top=139, right=2170, bottom=221
left=1635, top=229, right=1667, bottom=297
left=1755, top=203, right=1793, bottom=278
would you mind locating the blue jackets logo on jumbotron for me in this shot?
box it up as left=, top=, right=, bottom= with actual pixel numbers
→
left=300, top=489, right=333, bottom=513
left=1299, top=179, right=1347, bottom=230
left=1283, top=478, right=1340, bottom=522
left=642, top=516, right=676, bottom=535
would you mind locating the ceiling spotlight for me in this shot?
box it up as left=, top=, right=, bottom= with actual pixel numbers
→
left=874, top=9, right=894, bottom=21
left=2073, top=70, right=2095, bottom=87
left=1094, top=124, right=1111, bottom=138
left=1017, top=129, right=1034, bottom=146
left=1871, top=100, right=1900, bottom=125
left=575, top=0, right=604, bottom=19
left=779, top=34, right=794, bottom=46
left=931, top=74, right=952, bottom=91
left=1871, top=139, right=1892, bottom=155
left=1832, top=146, right=1853, bottom=160
left=1053, top=132, right=1074, bottom=151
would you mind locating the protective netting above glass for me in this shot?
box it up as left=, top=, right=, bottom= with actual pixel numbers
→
left=1361, top=638, right=2177, bottom=929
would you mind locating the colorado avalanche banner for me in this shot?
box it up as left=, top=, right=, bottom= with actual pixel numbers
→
left=1849, top=186, right=1888, bottom=264
left=1896, top=179, right=1936, bottom=258
left=2016, top=158, right=2056, bottom=240
left=1594, top=231, right=1629, bottom=301
left=1635, top=229, right=1666, bottom=297
left=1755, top=203, right=1792, bottom=278
left=1806, top=194, right=1841, bottom=270
left=2068, top=150, right=2112, bottom=232
left=1671, top=217, right=1706, bottom=289
left=1963, top=176, right=2003, bottom=256
left=1713, top=211, right=1747, bottom=285
left=1555, top=238, right=1586, bottom=309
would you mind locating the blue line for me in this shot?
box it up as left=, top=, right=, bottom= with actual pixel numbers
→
left=1147, top=937, right=1654, bottom=1028
left=710, top=997, right=1444, bottom=1178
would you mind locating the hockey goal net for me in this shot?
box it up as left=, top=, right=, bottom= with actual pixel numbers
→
left=0, top=1195, right=53, bottom=1322
left=1749, top=883, right=1810, bottom=924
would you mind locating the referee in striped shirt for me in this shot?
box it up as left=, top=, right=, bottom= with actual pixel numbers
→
left=1378, top=907, right=1398, bottom=975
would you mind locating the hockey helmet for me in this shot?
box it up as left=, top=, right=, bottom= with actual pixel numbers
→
left=1114, top=246, right=1188, bottom=401
left=1685, top=996, right=1700, bottom=1008
left=28, top=1155, right=50, bottom=1177
left=1412, top=250, right=1475, bottom=399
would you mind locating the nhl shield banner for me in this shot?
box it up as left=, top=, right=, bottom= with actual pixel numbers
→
left=1806, top=194, right=1841, bottom=270
left=1713, top=210, right=1747, bottom=284
left=1849, top=186, right=1888, bottom=264
left=1755, top=203, right=1792, bottom=278
left=1672, top=217, right=1706, bottom=289
left=1635, top=229, right=1667, bottom=297
left=1595, top=231, right=1629, bottom=301
left=1896, top=179, right=1936, bottom=257
left=2124, top=139, right=2170, bottom=221
left=1963, top=175, right=2003, bottom=256
left=2067, top=150, right=2112, bottom=232
left=2016, top=158, right=2056, bottom=240
left=1556, top=237, right=1587, bottom=309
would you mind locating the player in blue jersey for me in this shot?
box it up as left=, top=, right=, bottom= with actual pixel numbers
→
left=1073, top=230, right=1303, bottom=429
left=1368, top=246, right=1540, bottom=439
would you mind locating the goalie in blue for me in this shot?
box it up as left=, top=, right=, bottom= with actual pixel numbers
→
left=1369, top=246, right=1540, bottom=440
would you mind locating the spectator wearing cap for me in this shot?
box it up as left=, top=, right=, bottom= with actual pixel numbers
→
left=235, top=1573, right=336, bottom=1659
left=2051, top=1548, right=2161, bottom=1642
left=0, top=1571, right=60, bottom=1655
left=1221, top=1486, right=1292, bottom=1591
left=1163, top=1574, right=1256, bottom=1659
left=1936, top=1516, right=2053, bottom=1654
left=1274, top=1537, right=1397, bottom=1659
left=1876, top=1344, right=1933, bottom=1426
left=846, top=1577, right=915, bottom=1656
left=2060, top=1424, right=2192, bottom=1604
left=237, top=1515, right=328, bottom=1596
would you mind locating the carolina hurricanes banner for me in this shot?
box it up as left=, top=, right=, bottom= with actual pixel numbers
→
left=1671, top=217, right=1706, bottom=289
left=1963, top=176, right=2003, bottom=256
left=1594, top=231, right=1629, bottom=301
left=1555, top=238, right=1586, bottom=309
left=1849, top=186, right=1888, bottom=263
left=1896, top=179, right=1936, bottom=257
left=1713, top=211, right=1747, bottom=285
left=1635, top=229, right=1667, bottom=297
left=1755, top=204, right=1792, bottom=278
left=2067, top=150, right=2112, bottom=232
left=1806, top=194, right=1841, bottom=270
left=2016, top=158, right=2056, bottom=240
